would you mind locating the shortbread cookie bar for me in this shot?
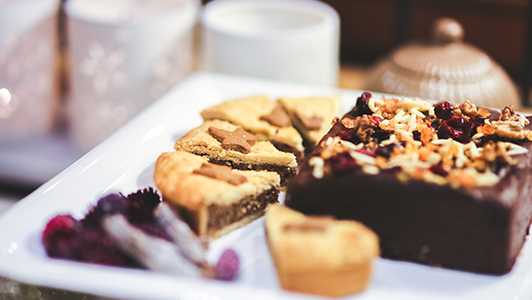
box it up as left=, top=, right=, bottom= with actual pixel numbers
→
left=154, top=151, right=280, bottom=239
left=174, top=119, right=298, bottom=186
left=200, top=95, right=305, bottom=161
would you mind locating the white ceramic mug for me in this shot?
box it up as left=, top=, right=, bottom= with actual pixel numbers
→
left=201, top=0, right=340, bottom=87
left=66, top=0, right=199, bottom=152
left=0, top=0, right=59, bottom=141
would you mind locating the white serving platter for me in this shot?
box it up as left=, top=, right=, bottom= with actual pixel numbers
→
left=0, top=72, right=531, bottom=300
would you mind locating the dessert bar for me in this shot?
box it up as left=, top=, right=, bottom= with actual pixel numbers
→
left=201, top=95, right=305, bottom=160
left=286, top=92, right=532, bottom=274
left=174, top=119, right=298, bottom=186
left=154, top=151, right=280, bottom=239
left=266, top=204, right=379, bottom=297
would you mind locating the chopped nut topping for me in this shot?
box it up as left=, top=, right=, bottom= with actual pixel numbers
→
left=492, top=121, right=532, bottom=141
left=309, top=157, right=325, bottom=179
left=482, top=142, right=497, bottom=162
left=318, top=94, right=532, bottom=189
left=352, top=115, right=377, bottom=143
left=460, top=101, right=478, bottom=117
left=500, top=105, right=520, bottom=122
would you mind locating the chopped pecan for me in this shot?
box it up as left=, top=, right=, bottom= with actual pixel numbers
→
left=492, top=121, right=527, bottom=141
left=500, top=105, right=520, bottom=122
left=459, top=100, right=478, bottom=117
left=352, top=115, right=377, bottom=143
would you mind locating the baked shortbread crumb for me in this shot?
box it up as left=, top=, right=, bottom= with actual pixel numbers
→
left=200, top=95, right=305, bottom=160
left=174, top=119, right=298, bottom=186
left=278, top=96, right=343, bottom=151
left=154, top=151, right=280, bottom=239
left=265, top=205, right=379, bottom=298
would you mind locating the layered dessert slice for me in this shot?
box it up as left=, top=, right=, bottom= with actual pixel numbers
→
left=200, top=95, right=305, bottom=161
left=265, top=205, right=379, bottom=297
left=278, top=96, right=343, bottom=153
left=154, top=151, right=280, bottom=239
left=174, top=119, right=298, bottom=186
left=286, top=92, right=532, bottom=274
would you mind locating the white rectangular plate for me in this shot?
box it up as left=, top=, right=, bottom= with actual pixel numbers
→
left=0, top=72, right=531, bottom=300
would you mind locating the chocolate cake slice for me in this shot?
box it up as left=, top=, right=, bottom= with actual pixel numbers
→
left=154, top=151, right=280, bottom=239
left=285, top=92, right=532, bottom=275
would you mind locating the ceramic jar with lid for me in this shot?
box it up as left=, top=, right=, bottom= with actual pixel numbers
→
left=364, top=17, right=520, bottom=109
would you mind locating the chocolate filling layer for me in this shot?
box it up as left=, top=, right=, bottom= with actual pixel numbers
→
left=206, top=186, right=279, bottom=235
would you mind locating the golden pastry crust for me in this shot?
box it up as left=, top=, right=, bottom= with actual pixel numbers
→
left=154, top=151, right=280, bottom=238
left=265, top=205, right=379, bottom=297
left=200, top=95, right=305, bottom=158
left=174, top=120, right=297, bottom=186
left=279, top=96, right=343, bottom=148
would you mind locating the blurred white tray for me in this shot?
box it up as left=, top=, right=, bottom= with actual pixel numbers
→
left=0, top=72, right=531, bottom=300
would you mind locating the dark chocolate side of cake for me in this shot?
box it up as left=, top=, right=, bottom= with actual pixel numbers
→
left=285, top=105, right=532, bottom=275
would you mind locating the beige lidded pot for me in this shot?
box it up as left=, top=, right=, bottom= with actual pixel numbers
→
left=364, top=17, right=520, bottom=109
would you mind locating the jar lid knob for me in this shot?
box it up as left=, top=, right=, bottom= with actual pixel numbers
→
left=432, top=17, right=464, bottom=44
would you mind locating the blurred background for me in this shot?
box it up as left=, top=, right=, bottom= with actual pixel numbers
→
left=1, top=0, right=530, bottom=215
left=0, top=0, right=531, bottom=298
left=2, top=0, right=531, bottom=217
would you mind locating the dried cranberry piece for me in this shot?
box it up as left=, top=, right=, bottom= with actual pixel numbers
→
left=42, top=215, right=80, bottom=260
left=215, top=249, right=239, bottom=281
left=337, top=128, right=361, bottom=144
left=446, top=115, right=466, bottom=128
left=412, top=130, right=421, bottom=141
left=83, top=193, right=127, bottom=228
left=434, top=101, right=454, bottom=120
left=437, top=120, right=460, bottom=139
left=430, top=162, right=449, bottom=177
left=369, top=115, right=382, bottom=126
left=76, top=229, right=132, bottom=267
left=338, top=129, right=355, bottom=141
left=356, top=92, right=373, bottom=115
left=437, top=114, right=481, bottom=143
left=329, top=152, right=358, bottom=174
left=375, top=143, right=398, bottom=159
